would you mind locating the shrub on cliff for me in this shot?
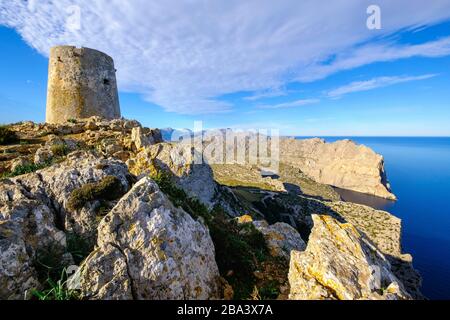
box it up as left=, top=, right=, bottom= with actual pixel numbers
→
left=67, top=175, right=125, bottom=211
left=50, top=143, right=69, bottom=157
left=0, top=126, right=18, bottom=145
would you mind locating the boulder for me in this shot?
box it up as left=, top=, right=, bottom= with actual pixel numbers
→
left=302, top=199, right=423, bottom=298
left=16, top=150, right=132, bottom=244
left=72, top=177, right=220, bottom=300
left=253, top=220, right=306, bottom=260
left=130, top=142, right=218, bottom=208
left=0, top=181, right=67, bottom=299
left=288, top=215, right=411, bottom=300
left=131, top=127, right=163, bottom=151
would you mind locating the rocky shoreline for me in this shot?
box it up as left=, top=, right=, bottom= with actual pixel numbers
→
left=0, top=118, right=422, bottom=300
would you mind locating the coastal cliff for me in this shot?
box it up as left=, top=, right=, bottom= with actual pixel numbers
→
left=0, top=118, right=422, bottom=300
left=280, top=138, right=396, bottom=200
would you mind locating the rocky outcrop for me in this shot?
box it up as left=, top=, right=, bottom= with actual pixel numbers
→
left=72, top=177, right=221, bottom=300
left=130, top=127, right=163, bottom=151
left=280, top=138, right=396, bottom=200
left=211, top=164, right=286, bottom=192
left=297, top=198, right=423, bottom=298
left=278, top=163, right=341, bottom=201
left=288, top=215, right=411, bottom=300
left=129, top=142, right=218, bottom=208
left=0, top=150, right=133, bottom=299
left=14, top=151, right=132, bottom=244
left=0, top=117, right=162, bottom=175
left=0, top=181, right=67, bottom=299
left=253, top=220, right=306, bottom=260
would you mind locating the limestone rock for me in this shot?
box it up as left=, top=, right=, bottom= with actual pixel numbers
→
left=34, top=146, right=53, bottom=165
left=74, top=177, right=220, bottom=300
left=288, top=215, right=411, bottom=300
left=17, top=150, right=132, bottom=243
left=0, top=181, right=66, bottom=300
left=253, top=220, right=306, bottom=260
left=130, top=127, right=162, bottom=151
left=300, top=198, right=423, bottom=298
left=280, top=138, right=396, bottom=200
left=130, top=142, right=218, bottom=208
left=237, top=214, right=253, bottom=224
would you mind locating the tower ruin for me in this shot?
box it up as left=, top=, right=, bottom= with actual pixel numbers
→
left=46, top=46, right=121, bottom=123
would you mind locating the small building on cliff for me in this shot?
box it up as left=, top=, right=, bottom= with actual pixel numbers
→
left=45, top=46, right=121, bottom=123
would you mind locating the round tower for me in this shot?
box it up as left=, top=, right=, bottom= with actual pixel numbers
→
left=46, top=46, right=121, bottom=123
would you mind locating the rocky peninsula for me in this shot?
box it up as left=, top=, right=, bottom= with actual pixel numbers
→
left=0, top=117, right=422, bottom=300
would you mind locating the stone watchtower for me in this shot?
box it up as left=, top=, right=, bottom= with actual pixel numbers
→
left=46, top=46, right=121, bottom=123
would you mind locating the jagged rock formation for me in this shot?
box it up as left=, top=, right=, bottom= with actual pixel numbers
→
left=280, top=138, right=396, bottom=200
left=289, top=215, right=411, bottom=300
left=46, top=46, right=121, bottom=123
left=0, top=117, right=161, bottom=176
left=16, top=151, right=132, bottom=243
left=72, top=177, right=221, bottom=300
left=0, top=180, right=67, bottom=299
left=128, top=142, right=218, bottom=208
left=299, top=199, right=423, bottom=298
left=253, top=220, right=306, bottom=260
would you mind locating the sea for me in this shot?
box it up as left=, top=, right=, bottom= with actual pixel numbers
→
left=296, top=137, right=450, bottom=300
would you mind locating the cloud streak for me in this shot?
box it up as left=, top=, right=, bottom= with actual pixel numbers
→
left=327, top=74, right=438, bottom=98
left=257, top=99, right=320, bottom=109
left=1, top=1, right=450, bottom=114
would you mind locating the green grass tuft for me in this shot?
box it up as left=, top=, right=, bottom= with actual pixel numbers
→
left=31, top=269, right=79, bottom=301
left=0, top=161, right=54, bottom=179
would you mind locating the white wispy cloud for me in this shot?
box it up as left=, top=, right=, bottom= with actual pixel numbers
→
left=244, top=87, right=291, bottom=101
left=1, top=1, right=450, bottom=114
left=327, top=74, right=438, bottom=98
left=257, top=99, right=320, bottom=109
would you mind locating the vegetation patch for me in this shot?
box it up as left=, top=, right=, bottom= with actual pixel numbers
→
left=0, top=126, right=19, bottom=145
left=32, top=245, right=80, bottom=300
left=50, top=143, right=69, bottom=157
left=67, top=175, right=125, bottom=211
left=32, top=269, right=80, bottom=301
left=0, top=161, right=53, bottom=179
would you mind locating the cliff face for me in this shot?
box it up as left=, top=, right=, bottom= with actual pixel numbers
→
left=0, top=118, right=422, bottom=300
left=280, top=138, right=396, bottom=200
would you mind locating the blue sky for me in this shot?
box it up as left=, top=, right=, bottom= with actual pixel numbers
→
left=1, top=1, right=450, bottom=136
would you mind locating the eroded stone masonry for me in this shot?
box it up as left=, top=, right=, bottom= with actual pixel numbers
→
left=46, top=46, right=121, bottom=124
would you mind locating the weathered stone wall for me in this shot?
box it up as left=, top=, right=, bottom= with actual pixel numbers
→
left=46, top=46, right=121, bottom=123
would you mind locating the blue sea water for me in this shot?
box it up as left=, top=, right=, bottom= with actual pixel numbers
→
left=297, top=137, right=450, bottom=300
